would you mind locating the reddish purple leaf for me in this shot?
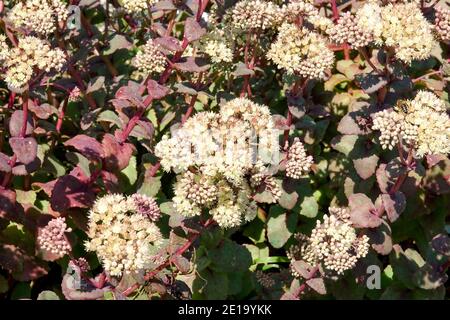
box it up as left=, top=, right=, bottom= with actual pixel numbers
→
left=9, top=110, right=34, bottom=137
left=10, top=137, right=37, bottom=164
left=12, top=158, right=41, bottom=176
left=0, top=244, right=48, bottom=281
left=0, top=152, right=11, bottom=173
left=184, top=17, right=206, bottom=42
left=154, top=36, right=183, bottom=52
left=65, top=135, right=104, bottom=160
left=50, top=174, right=95, bottom=212
left=306, top=278, right=326, bottom=295
left=146, top=80, right=170, bottom=100
left=174, top=57, right=210, bottom=73
left=353, top=153, right=379, bottom=180
left=348, top=193, right=382, bottom=228
left=426, top=154, right=445, bottom=168
left=365, top=221, right=392, bottom=255
left=380, top=192, right=406, bottom=223
left=115, top=81, right=144, bottom=102
left=102, top=133, right=135, bottom=171
left=29, top=102, right=57, bottom=120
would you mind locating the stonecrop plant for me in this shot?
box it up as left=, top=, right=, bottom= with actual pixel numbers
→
left=0, top=0, right=448, bottom=301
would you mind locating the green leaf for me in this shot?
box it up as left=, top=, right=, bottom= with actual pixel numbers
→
left=0, top=275, right=8, bottom=294
left=267, top=206, right=297, bottom=248
left=209, top=239, right=252, bottom=273
left=299, top=196, right=318, bottom=218
left=193, top=269, right=228, bottom=300
left=37, top=290, right=60, bottom=300
left=137, top=175, right=161, bottom=198
left=97, top=110, right=123, bottom=128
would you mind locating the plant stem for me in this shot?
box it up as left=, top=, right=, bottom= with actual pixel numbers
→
left=56, top=98, right=68, bottom=133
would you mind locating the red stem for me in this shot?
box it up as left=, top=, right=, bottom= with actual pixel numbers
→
left=56, top=98, right=68, bottom=133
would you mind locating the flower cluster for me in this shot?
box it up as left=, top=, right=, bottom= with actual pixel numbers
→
left=7, top=0, right=69, bottom=36
left=202, top=39, right=233, bottom=64
left=285, top=138, right=313, bottom=179
left=352, top=2, right=436, bottom=64
left=84, top=194, right=163, bottom=276
left=129, top=193, right=161, bottom=221
left=37, top=217, right=72, bottom=259
left=229, top=0, right=281, bottom=31
left=280, top=0, right=333, bottom=32
left=267, top=23, right=334, bottom=79
left=133, top=39, right=167, bottom=75
left=155, top=98, right=280, bottom=228
left=155, top=98, right=279, bottom=182
left=372, top=91, right=450, bottom=157
left=289, top=207, right=370, bottom=276
left=434, top=6, right=450, bottom=42
left=121, top=0, right=157, bottom=14
left=0, top=36, right=66, bottom=92
left=328, top=12, right=373, bottom=49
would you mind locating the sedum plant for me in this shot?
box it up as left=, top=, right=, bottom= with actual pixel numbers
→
left=0, top=0, right=448, bottom=301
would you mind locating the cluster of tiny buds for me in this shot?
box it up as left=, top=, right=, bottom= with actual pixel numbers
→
left=255, top=270, right=276, bottom=289
left=285, top=138, right=313, bottom=179
left=129, top=193, right=161, bottom=222
left=133, top=39, right=167, bottom=75
left=183, top=171, right=219, bottom=206
left=434, top=6, right=450, bottom=42
left=37, top=217, right=72, bottom=259
left=68, top=87, right=82, bottom=102
left=328, top=12, right=373, bottom=49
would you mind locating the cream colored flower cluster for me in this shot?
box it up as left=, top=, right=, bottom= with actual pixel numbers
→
left=121, top=0, right=157, bottom=14
left=7, top=0, right=69, bottom=36
left=202, top=39, right=233, bottom=64
left=353, top=2, right=436, bottom=64
left=155, top=98, right=280, bottom=228
left=172, top=171, right=258, bottom=228
left=267, top=23, right=335, bottom=79
left=0, top=36, right=66, bottom=93
left=133, top=39, right=167, bottom=75
left=37, top=217, right=72, bottom=259
left=155, top=98, right=279, bottom=183
left=285, top=137, right=313, bottom=179
left=435, top=6, right=450, bottom=42
left=280, top=0, right=333, bottom=33
left=328, top=12, right=373, bottom=49
left=230, top=0, right=281, bottom=31
left=372, top=91, right=450, bottom=157
left=85, top=194, right=163, bottom=276
left=289, top=207, right=370, bottom=276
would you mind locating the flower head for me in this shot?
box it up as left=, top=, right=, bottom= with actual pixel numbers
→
left=38, top=217, right=72, bottom=259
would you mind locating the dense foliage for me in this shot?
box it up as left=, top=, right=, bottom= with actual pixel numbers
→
left=0, top=0, right=449, bottom=300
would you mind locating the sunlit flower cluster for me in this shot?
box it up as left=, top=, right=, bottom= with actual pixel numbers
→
left=372, top=91, right=450, bottom=157
left=121, top=0, right=157, bottom=14
left=37, top=217, right=72, bottom=259
left=0, top=36, right=66, bottom=93
left=267, top=23, right=334, bottom=79
left=202, top=39, right=233, bottom=64
left=288, top=207, right=370, bottom=276
left=280, top=0, right=333, bottom=32
left=353, top=2, right=436, bottom=64
left=434, top=6, right=450, bottom=42
left=133, top=39, right=167, bottom=75
left=155, top=98, right=280, bottom=228
left=285, top=138, right=313, bottom=179
left=7, top=0, right=69, bottom=36
left=155, top=97, right=279, bottom=183
left=328, top=12, right=373, bottom=49
left=84, top=194, right=163, bottom=276
left=229, top=0, right=281, bottom=31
